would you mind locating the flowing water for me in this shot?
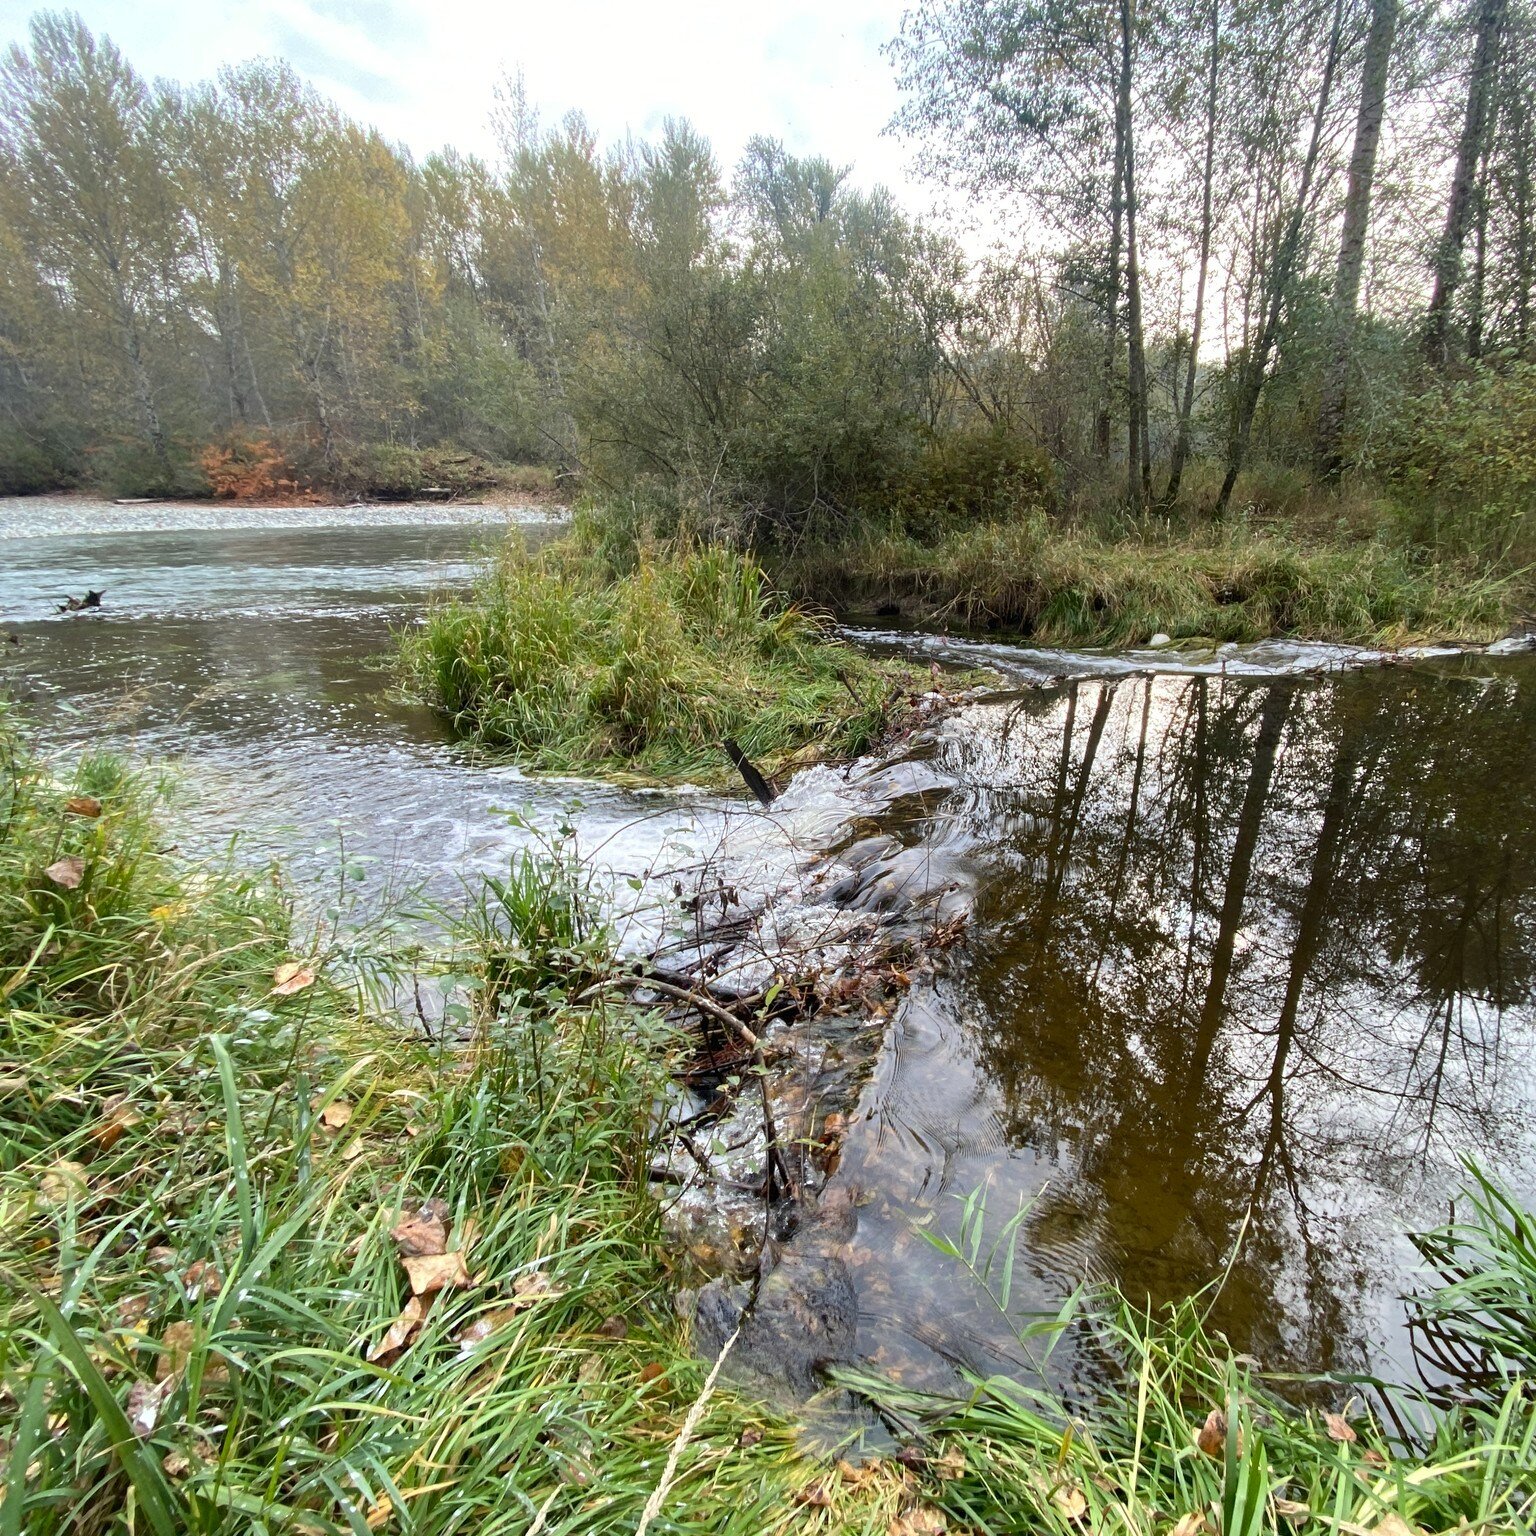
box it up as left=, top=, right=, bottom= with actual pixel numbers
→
left=4, top=495, right=1535, bottom=1401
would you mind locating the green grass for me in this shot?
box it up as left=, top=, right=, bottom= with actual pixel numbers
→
left=0, top=718, right=866, bottom=1535
left=778, top=512, right=1525, bottom=648
left=4, top=714, right=1535, bottom=1535
left=399, top=539, right=919, bottom=784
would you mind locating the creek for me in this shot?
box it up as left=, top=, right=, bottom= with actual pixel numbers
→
left=4, top=496, right=1534, bottom=1403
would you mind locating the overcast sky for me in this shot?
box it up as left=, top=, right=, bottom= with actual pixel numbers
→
left=0, top=0, right=929, bottom=204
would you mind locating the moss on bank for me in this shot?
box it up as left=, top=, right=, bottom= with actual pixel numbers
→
left=399, top=541, right=921, bottom=784
left=778, top=512, right=1526, bottom=648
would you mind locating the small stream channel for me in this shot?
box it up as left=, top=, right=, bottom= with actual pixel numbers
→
left=5, top=496, right=1535, bottom=1407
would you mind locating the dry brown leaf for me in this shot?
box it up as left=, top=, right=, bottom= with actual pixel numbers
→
left=510, top=1270, right=564, bottom=1308
left=318, top=1100, right=353, bottom=1129
left=182, top=1260, right=222, bottom=1300
left=838, top=1458, right=875, bottom=1488
left=401, top=1251, right=471, bottom=1297
left=1275, top=1499, right=1311, bottom=1521
left=890, top=1512, right=948, bottom=1536
left=1196, top=1408, right=1227, bottom=1458
left=390, top=1209, right=448, bottom=1258
left=638, top=1361, right=667, bottom=1385
left=126, top=1377, right=173, bottom=1438
left=368, top=1295, right=426, bottom=1362
left=157, top=1320, right=199, bottom=1381
left=39, top=1159, right=88, bottom=1205
left=454, top=1305, right=521, bottom=1353
left=92, top=1097, right=141, bottom=1153
left=44, top=856, right=85, bottom=889
left=796, top=1479, right=834, bottom=1508
left=1362, top=1448, right=1387, bottom=1467
left=64, top=795, right=101, bottom=818
left=1370, top=1516, right=1421, bottom=1536
left=162, top=1449, right=192, bottom=1478
left=1170, top=1514, right=1210, bottom=1536
left=934, top=1446, right=966, bottom=1481
left=739, top=1425, right=763, bottom=1448
left=596, top=1314, right=628, bottom=1339
left=340, top=1137, right=366, bottom=1163
left=1323, top=1411, right=1357, bottom=1444
left=271, top=962, right=316, bottom=996
left=1052, top=1484, right=1088, bottom=1522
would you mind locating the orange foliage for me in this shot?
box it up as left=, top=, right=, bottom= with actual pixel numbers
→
left=200, top=434, right=319, bottom=503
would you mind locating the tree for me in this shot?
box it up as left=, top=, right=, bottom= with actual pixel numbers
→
left=1424, top=0, right=1509, bottom=362
left=1315, top=0, right=1398, bottom=477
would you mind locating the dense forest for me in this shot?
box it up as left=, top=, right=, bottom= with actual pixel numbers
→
left=1, top=3, right=1534, bottom=570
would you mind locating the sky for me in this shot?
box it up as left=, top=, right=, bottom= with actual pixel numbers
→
left=0, top=0, right=928, bottom=205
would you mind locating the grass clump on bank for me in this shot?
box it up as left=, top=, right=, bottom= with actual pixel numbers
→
left=780, top=509, right=1523, bottom=649
left=400, top=539, right=918, bottom=784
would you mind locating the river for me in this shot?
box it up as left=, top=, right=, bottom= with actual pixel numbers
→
left=4, top=495, right=1535, bottom=1403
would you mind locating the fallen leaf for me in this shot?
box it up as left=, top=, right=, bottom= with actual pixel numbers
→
left=510, top=1271, right=564, bottom=1308
left=1324, top=1411, right=1357, bottom=1444
left=340, top=1137, right=366, bottom=1163
left=577, top=1353, right=603, bottom=1385
left=401, top=1251, right=471, bottom=1297
left=369, top=1296, right=426, bottom=1362
left=453, top=1215, right=480, bottom=1255
left=39, top=1159, right=88, bottom=1205
left=1196, top=1408, right=1227, bottom=1458
left=1275, top=1499, right=1311, bottom=1520
left=162, top=1450, right=192, bottom=1478
left=739, top=1425, right=763, bottom=1448
left=638, top=1361, right=667, bottom=1385
left=934, top=1446, right=966, bottom=1481
left=796, top=1479, right=834, bottom=1508
left=271, top=962, right=316, bottom=996
left=157, top=1321, right=198, bottom=1381
left=126, top=1377, right=173, bottom=1438
left=182, top=1260, right=222, bottom=1300
left=890, top=1513, right=948, bottom=1536
left=454, top=1305, right=520, bottom=1353
left=318, top=1100, right=353, bottom=1130
left=64, top=795, right=101, bottom=818
left=1170, top=1515, right=1210, bottom=1536
left=117, top=1293, right=151, bottom=1327
left=596, top=1314, right=628, bottom=1339
left=1052, top=1484, right=1088, bottom=1521
left=391, top=1209, right=448, bottom=1258
left=838, top=1458, right=875, bottom=1488
left=1363, top=1448, right=1387, bottom=1467
left=1370, top=1517, right=1421, bottom=1536
left=92, top=1097, right=141, bottom=1153
left=44, top=856, right=85, bottom=889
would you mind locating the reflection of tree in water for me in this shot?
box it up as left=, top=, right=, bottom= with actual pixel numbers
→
left=943, top=665, right=1536, bottom=1375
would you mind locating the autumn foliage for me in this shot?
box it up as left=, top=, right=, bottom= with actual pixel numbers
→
left=199, top=433, right=318, bottom=503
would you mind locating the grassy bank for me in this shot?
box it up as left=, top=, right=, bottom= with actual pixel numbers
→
left=0, top=719, right=849, bottom=1534
left=778, top=511, right=1526, bottom=649
left=399, top=541, right=920, bottom=784
left=4, top=720, right=1534, bottom=1534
